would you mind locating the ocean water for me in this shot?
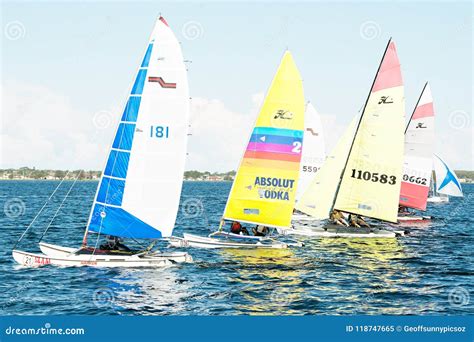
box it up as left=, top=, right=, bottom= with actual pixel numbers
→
left=0, top=180, right=472, bottom=315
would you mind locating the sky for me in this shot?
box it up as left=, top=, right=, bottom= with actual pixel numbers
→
left=1, top=1, right=472, bottom=172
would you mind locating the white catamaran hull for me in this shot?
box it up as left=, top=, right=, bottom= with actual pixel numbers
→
left=39, top=242, right=77, bottom=257
left=168, top=233, right=289, bottom=249
left=397, top=215, right=431, bottom=223
left=291, top=214, right=322, bottom=222
left=279, top=225, right=403, bottom=238
left=13, top=248, right=192, bottom=268
left=427, top=196, right=449, bottom=203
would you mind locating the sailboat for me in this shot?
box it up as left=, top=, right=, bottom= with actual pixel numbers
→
left=427, top=154, right=463, bottom=202
left=169, top=51, right=306, bottom=249
left=287, top=39, right=407, bottom=238
left=291, top=102, right=326, bottom=222
left=397, top=83, right=435, bottom=223
left=12, top=16, right=193, bottom=267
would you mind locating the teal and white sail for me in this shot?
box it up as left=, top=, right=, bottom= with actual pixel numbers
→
left=432, top=154, right=463, bottom=197
left=87, top=17, right=189, bottom=239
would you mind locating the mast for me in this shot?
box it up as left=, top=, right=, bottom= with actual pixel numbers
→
left=328, top=38, right=393, bottom=216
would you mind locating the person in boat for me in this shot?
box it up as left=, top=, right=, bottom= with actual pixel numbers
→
left=253, top=225, right=269, bottom=237
left=100, top=235, right=131, bottom=252
left=398, top=205, right=410, bottom=216
left=348, top=214, right=370, bottom=228
left=330, top=209, right=349, bottom=227
left=230, top=221, right=250, bottom=235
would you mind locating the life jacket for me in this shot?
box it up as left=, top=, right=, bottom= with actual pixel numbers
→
left=230, top=222, right=242, bottom=234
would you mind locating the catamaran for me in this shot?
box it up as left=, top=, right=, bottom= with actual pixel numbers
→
left=12, top=16, right=193, bottom=267
left=397, top=83, right=435, bottom=224
left=285, top=39, right=407, bottom=238
left=169, top=51, right=306, bottom=249
left=427, top=154, right=463, bottom=202
left=291, top=102, right=326, bottom=222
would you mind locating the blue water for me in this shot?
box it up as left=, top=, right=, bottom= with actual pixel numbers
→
left=0, top=180, right=472, bottom=315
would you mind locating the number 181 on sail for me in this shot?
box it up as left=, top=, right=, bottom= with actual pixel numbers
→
left=150, top=125, right=169, bottom=138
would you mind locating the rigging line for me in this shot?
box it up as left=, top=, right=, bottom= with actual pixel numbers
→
left=12, top=171, right=71, bottom=250
left=38, top=170, right=83, bottom=243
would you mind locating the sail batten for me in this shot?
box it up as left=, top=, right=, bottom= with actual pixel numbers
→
left=223, top=51, right=305, bottom=228
left=87, top=17, right=189, bottom=239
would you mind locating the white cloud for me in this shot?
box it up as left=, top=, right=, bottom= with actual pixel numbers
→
left=1, top=81, right=471, bottom=173
left=186, top=96, right=256, bottom=172
left=0, top=81, right=116, bottom=170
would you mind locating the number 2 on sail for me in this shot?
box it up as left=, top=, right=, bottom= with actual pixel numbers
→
left=292, top=141, right=302, bottom=153
left=150, top=125, right=169, bottom=138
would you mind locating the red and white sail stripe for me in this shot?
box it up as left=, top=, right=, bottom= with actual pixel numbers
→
left=399, top=83, right=435, bottom=210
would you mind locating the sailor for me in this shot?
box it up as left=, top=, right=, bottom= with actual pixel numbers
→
left=100, top=235, right=131, bottom=252
left=398, top=205, right=409, bottom=215
left=349, top=214, right=370, bottom=228
left=330, top=209, right=349, bottom=227
left=253, top=225, right=269, bottom=237
left=230, top=221, right=250, bottom=235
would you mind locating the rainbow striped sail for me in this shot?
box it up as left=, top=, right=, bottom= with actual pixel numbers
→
left=223, top=51, right=305, bottom=228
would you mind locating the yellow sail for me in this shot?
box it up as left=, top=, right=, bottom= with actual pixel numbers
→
left=334, top=40, right=405, bottom=223
left=295, top=117, right=357, bottom=219
left=223, top=51, right=305, bottom=228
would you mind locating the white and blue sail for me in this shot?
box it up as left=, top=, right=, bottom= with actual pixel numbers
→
left=87, top=16, right=189, bottom=239
left=433, top=154, right=463, bottom=197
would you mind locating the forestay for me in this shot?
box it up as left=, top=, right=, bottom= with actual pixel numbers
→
left=223, top=51, right=305, bottom=229
left=87, top=17, right=189, bottom=239
left=399, top=83, right=435, bottom=210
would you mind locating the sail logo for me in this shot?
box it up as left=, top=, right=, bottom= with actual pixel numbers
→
left=254, top=176, right=295, bottom=201
left=416, top=122, right=427, bottom=129
left=306, top=127, right=319, bottom=136
left=273, top=109, right=293, bottom=120
left=254, top=177, right=295, bottom=188
left=378, top=96, right=394, bottom=104
left=148, top=76, right=177, bottom=89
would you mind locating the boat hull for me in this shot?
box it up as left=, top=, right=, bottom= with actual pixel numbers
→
left=12, top=249, right=192, bottom=268
left=291, top=214, right=321, bottom=222
left=168, top=233, right=288, bottom=249
left=280, top=224, right=401, bottom=238
left=427, top=196, right=449, bottom=203
left=39, top=242, right=77, bottom=257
